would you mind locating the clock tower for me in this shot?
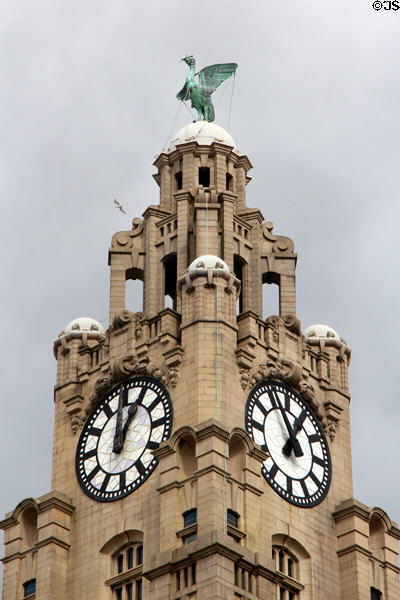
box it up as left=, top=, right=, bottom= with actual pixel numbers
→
left=2, top=119, right=400, bottom=600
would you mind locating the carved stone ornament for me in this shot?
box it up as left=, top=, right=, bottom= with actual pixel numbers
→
left=71, top=415, right=86, bottom=435
left=110, top=218, right=144, bottom=249
left=254, top=358, right=302, bottom=388
left=262, top=222, right=295, bottom=254
left=112, top=310, right=145, bottom=340
left=265, top=314, right=301, bottom=335
left=85, top=352, right=179, bottom=417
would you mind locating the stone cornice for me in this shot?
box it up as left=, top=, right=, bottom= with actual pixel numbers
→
left=142, top=205, right=171, bottom=220
left=194, top=419, right=230, bottom=443
left=332, top=499, right=371, bottom=523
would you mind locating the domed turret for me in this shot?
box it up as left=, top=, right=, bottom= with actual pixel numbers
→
left=167, top=121, right=237, bottom=152
left=188, top=255, right=231, bottom=273
left=54, top=317, right=105, bottom=356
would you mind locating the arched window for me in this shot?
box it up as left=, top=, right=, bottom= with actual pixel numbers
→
left=100, top=531, right=144, bottom=600
left=272, top=535, right=311, bottom=599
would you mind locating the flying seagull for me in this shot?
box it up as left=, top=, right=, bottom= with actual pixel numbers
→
left=113, top=199, right=126, bottom=214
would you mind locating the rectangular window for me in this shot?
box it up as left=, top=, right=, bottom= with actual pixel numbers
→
left=289, top=592, right=296, bottom=600
left=184, top=566, right=189, bottom=588
left=191, top=562, right=196, bottom=585
left=136, top=579, right=142, bottom=600
left=227, top=509, right=239, bottom=528
left=371, top=588, right=382, bottom=600
left=126, top=582, right=132, bottom=600
left=280, top=587, right=286, bottom=600
left=127, top=547, right=134, bottom=569
left=115, top=588, right=122, bottom=600
left=198, top=167, right=210, bottom=187
left=176, top=570, right=181, bottom=591
left=136, top=545, right=143, bottom=565
left=183, top=508, right=197, bottom=527
left=23, top=580, right=36, bottom=597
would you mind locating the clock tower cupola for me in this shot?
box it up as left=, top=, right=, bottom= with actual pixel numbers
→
left=2, top=84, right=400, bottom=599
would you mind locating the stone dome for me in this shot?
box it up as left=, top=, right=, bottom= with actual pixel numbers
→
left=168, top=121, right=236, bottom=151
left=303, top=324, right=341, bottom=343
left=62, top=317, right=105, bottom=337
left=188, top=255, right=231, bottom=273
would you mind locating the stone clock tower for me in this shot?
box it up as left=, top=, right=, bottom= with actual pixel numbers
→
left=2, top=120, right=400, bottom=600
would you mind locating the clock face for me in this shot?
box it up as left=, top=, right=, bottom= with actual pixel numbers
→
left=76, top=376, right=173, bottom=502
left=245, top=380, right=331, bottom=507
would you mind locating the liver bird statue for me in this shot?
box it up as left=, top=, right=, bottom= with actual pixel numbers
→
left=177, top=56, right=238, bottom=122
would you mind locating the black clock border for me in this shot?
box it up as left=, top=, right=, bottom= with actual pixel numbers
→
left=245, top=379, right=332, bottom=508
left=75, top=375, right=173, bottom=503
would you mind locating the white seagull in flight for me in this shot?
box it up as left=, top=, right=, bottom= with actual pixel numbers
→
left=113, top=199, right=126, bottom=214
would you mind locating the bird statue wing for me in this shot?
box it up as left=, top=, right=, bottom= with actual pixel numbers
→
left=176, top=81, right=189, bottom=101
left=197, top=63, right=238, bottom=97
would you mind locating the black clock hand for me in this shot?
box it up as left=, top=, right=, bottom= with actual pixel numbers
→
left=270, top=390, right=303, bottom=458
left=282, top=409, right=306, bottom=457
left=112, top=385, right=125, bottom=454
left=121, top=402, right=138, bottom=442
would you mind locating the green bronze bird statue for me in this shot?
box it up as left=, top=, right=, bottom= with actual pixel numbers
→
left=177, top=56, right=238, bottom=122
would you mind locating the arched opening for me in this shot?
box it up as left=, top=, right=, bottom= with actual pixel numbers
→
left=228, top=435, right=246, bottom=482
left=164, top=254, right=177, bottom=310
left=21, top=506, right=38, bottom=549
left=125, top=268, right=144, bottom=313
left=369, top=514, right=385, bottom=559
left=177, top=435, right=197, bottom=479
left=262, top=271, right=280, bottom=318
left=234, top=255, right=246, bottom=315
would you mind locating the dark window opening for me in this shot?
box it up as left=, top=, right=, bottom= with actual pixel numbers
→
left=234, top=564, right=239, bottom=586
left=227, top=509, right=239, bottom=528
left=115, top=588, right=122, bottom=600
left=126, top=582, right=132, bottom=600
left=191, top=563, right=196, bottom=585
left=371, top=588, right=382, bottom=600
left=127, top=547, right=133, bottom=569
left=164, top=254, right=177, bottom=310
left=199, top=167, right=210, bottom=187
left=289, top=592, right=296, bottom=600
left=278, top=550, right=284, bottom=572
left=184, top=567, right=189, bottom=587
left=280, top=587, right=286, bottom=600
left=23, top=580, right=36, bottom=597
left=183, top=508, right=197, bottom=527
left=136, top=579, right=142, bottom=600
left=136, top=545, right=143, bottom=565
left=176, top=571, right=181, bottom=591
left=117, top=554, right=124, bottom=573
left=226, top=172, right=233, bottom=190
left=175, top=171, right=182, bottom=190
left=288, top=558, right=293, bottom=577
left=234, top=255, right=244, bottom=315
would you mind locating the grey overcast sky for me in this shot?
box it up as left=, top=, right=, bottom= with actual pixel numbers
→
left=1, top=0, right=400, bottom=572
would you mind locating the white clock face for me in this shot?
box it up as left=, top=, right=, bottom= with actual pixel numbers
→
left=76, top=377, right=173, bottom=502
left=245, top=381, right=331, bottom=507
